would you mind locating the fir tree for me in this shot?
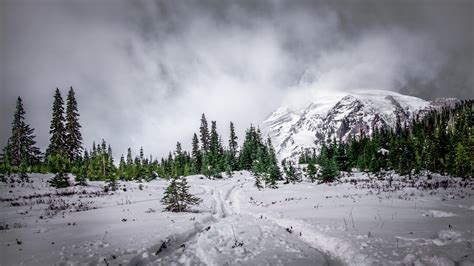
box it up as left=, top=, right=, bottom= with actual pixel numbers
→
left=65, top=87, right=83, bottom=162
left=284, top=161, right=300, bottom=184
left=191, top=133, right=201, bottom=173
left=228, top=122, right=238, bottom=170
left=139, top=146, right=144, bottom=164
left=199, top=114, right=210, bottom=152
left=209, top=121, right=222, bottom=176
left=306, top=161, right=317, bottom=182
left=318, top=151, right=339, bottom=182
left=49, top=172, right=70, bottom=188
left=161, top=176, right=201, bottom=212
left=265, top=137, right=281, bottom=182
left=126, top=148, right=133, bottom=165
left=5, top=97, right=41, bottom=167
left=265, top=165, right=279, bottom=188
left=46, top=88, right=67, bottom=158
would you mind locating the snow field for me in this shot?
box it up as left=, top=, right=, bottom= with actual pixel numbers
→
left=1, top=171, right=473, bottom=265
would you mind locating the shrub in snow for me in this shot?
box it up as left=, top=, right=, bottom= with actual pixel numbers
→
left=74, top=174, right=87, bottom=186
left=161, top=176, right=202, bottom=212
left=49, top=173, right=70, bottom=188
left=0, top=221, right=9, bottom=230
left=105, top=175, right=119, bottom=192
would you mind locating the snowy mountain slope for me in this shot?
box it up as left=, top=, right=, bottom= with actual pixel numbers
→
left=261, top=90, right=453, bottom=161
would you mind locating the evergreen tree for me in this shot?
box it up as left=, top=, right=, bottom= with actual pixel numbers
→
left=306, top=161, right=317, bottom=182
left=126, top=148, right=133, bottom=165
left=49, top=172, right=70, bottom=188
left=318, top=149, right=339, bottom=182
left=228, top=122, right=239, bottom=170
left=191, top=133, right=201, bottom=174
left=199, top=114, right=210, bottom=152
left=454, top=143, right=470, bottom=178
left=265, top=137, right=281, bottom=185
left=5, top=97, right=41, bottom=167
left=65, top=87, right=83, bottom=162
left=139, top=146, right=144, bottom=164
left=46, top=88, right=67, bottom=158
left=209, top=121, right=222, bottom=176
left=283, top=161, right=300, bottom=184
left=161, top=176, right=201, bottom=212
left=80, top=140, right=116, bottom=180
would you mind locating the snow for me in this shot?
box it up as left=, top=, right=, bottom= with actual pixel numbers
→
left=261, top=89, right=436, bottom=162
left=1, top=172, right=473, bottom=265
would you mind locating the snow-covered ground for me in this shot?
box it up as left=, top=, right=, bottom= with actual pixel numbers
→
left=1, top=172, right=473, bottom=265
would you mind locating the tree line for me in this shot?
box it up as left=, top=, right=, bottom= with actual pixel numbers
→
left=0, top=89, right=282, bottom=188
left=2, top=88, right=471, bottom=190
left=299, top=100, right=473, bottom=180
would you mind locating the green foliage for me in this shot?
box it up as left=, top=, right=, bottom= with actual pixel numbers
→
left=65, top=87, right=83, bottom=162
left=49, top=173, right=70, bottom=188
left=161, top=176, right=202, bottom=212
left=318, top=155, right=339, bottom=182
left=74, top=173, right=87, bottom=186
left=79, top=140, right=116, bottom=180
left=46, top=154, right=69, bottom=174
left=306, top=161, right=317, bottom=182
left=46, top=88, right=67, bottom=158
left=282, top=160, right=301, bottom=184
left=313, top=100, right=473, bottom=179
left=153, top=115, right=281, bottom=187
left=4, top=97, right=41, bottom=168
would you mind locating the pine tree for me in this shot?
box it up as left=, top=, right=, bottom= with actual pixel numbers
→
left=209, top=121, right=222, bottom=176
left=5, top=97, right=41, bottom=167
left=126, top=148, right=133, bottom=165
left=65, top=87, right=83, bottom=162
left=201, top=153, right=211, bottom=177
left=139, top=146, right=144, bottom=164
left=46, top=88, right=67, bottom=158
left=49, top=172, right=70, bottom=188
left=265, top=137, right=281, bottom=182
left=265, top=165, right=279, bottom=188
left=318, top=150, right=339, bottom=182
left=228, top=122, right=238, bottom=170
left=284, top=161, right=300, bottom=184
left=306, top=161, right=317, bottom=182
left=174, top=142, right=184, bottom=177
left=200, top=114, right=210, bottom=152
left=454, top=143, right=470, bottom=178
left=191, top=133, right=201, bottom=174
left=161, top=176, right=201, bottom=212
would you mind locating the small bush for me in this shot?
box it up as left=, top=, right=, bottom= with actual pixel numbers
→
left=49, top=173, right=70, bottom=188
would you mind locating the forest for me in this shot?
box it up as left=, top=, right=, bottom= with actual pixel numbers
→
left=1, top=88, right=472, bottom=190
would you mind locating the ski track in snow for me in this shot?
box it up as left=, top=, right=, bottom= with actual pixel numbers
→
left=130, top=180, right=332, bottom=265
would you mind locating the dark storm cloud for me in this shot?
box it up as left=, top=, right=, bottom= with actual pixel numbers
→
left=1, top=0, right=473, bottom=159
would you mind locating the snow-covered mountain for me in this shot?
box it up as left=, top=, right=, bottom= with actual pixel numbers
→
left=262, top=90, right=455, bottom=161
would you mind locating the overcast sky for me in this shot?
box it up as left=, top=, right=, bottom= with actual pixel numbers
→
left=1, top=0, right=473, bottom=159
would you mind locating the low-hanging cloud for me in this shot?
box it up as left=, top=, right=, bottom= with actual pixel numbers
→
left=1, top=0, right=472, bottom=159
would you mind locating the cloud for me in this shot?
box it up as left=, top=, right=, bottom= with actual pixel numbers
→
left=1, top=0, right=472, bottom=159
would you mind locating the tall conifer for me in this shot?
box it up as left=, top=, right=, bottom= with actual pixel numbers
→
left=46, top=88, right=67, bottom=158
left=65, top=87, right=83, bottom=162
left=5, top=97, right=41, bottom=167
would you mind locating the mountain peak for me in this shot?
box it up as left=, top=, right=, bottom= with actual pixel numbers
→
left=262, top=90, right=447, bottom=161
